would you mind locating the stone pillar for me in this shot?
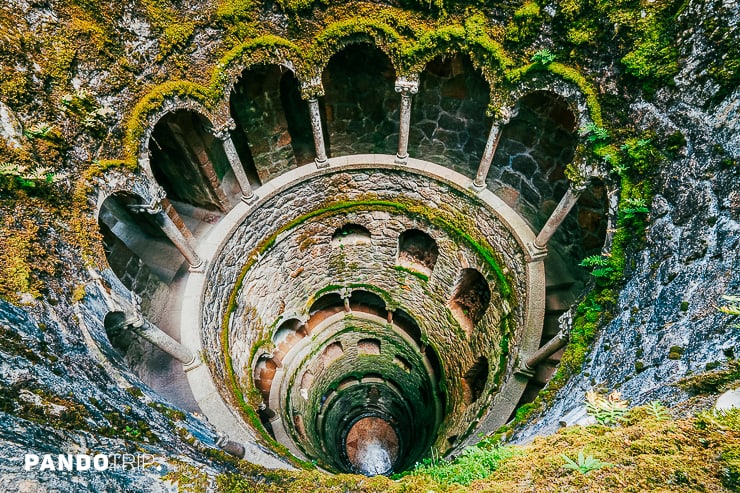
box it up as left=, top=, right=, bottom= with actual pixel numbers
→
left=473, top=109, right=513, bottom=190
left=517, top=330, right=568, bottom=377
left=394, top=76, right=419, bottom=164
left=533, top=182, right=587, bottom=251
left=307, top=98, right=328, bottom=168
left=216, top=433, right=246, bottom=459
left=129, top=186, right=204, bottom=271
left=130, top=316, right=196, bottom=366
left=473, top=124, right=503, bottom=189
left=213, top=118, right=256, bottom=203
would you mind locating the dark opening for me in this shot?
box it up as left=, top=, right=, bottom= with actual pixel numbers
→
left=398, top=229, right=439, bottom=273
left=149, top=110, right=230, bottom=211
left=332, top=223, right=371, bottom=246
left=449, top=268, right=491, bottom=335
left=462, top=356, right=489, bottom=404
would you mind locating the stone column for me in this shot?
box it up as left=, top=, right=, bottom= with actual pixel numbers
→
left=522, top=330, right=568, bottom=373
left=473, top=109, right=513, bottom=190
left=533, top=182, right=588, bottom=251
left=129, top=315, right=196, bottom=366
left=394, top=76, right=419, bottom=164
left=216, top=433, right=246, bottom=459
left=213, top=118, right=256, bottom=203
left=307, top=98, right=328, bottom=168
left=129, top=186, right=204, bottom=271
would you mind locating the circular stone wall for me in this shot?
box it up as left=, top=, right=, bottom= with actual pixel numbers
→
left=191, top=157, right=544, bottom=474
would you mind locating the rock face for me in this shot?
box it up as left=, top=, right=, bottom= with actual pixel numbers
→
left=515, top=0, right=740, bottom=440
left=0, top=298, right=225, bottom=491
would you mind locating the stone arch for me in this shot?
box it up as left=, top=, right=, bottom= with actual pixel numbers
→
left=216, top=35, right=303, bottom=100
left=410, top=52, right=491, bottom=178
left=349, top=290, right=387, bottom=318
left=229, top=64, right=304, bottom=183
left=308, top=24, right=403, bottom=81
left=332, top=223, right=371, bottom=246
left=97, top=192, right=175, bottom=313
left=449, top=268, right=491, bottom=335
left=507, top=72, right=595, bottom=133
left=148, top=109, right=233, bottom=212
left=397, top=229, right=439, bottom=275
left=272, top=318, right=308, bottom=362
left=461, top=356, right=489, bottom=405
left=488, top=90, right=580, bottom=224
left=320, top=42, right=398, bottom=157
left=134, top=91, right=216, bottom=166
left=254, top=354, right=279, bottom=402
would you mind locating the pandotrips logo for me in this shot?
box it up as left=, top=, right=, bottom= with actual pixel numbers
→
left=23, top=453, right=163, bottom=472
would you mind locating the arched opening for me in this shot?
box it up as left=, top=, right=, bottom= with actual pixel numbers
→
left=350, top=290, right=387, bottom=318
left=230, top=64, right=300, bottom=183
left=272, top=318, right=307, bottom=362
left=411, top=53, right=491, bottom=177
left=489, top=90, right=579, bottom=222
left=149, top=110, right=233, bottom=212
left=321, top=43, right=397, bottom=157
left=449, top=268, right=491, bottom=335
left=462, top=356, right=489, bottom=405
left=98, top=192, right=175, bottom=313
left=397, top=229, right=439, bottom=275
left=254, top=355, right=279, bottom=402
left=103, top=311, right=130, bottom=355
left=357, top=338, right=381, bottom=355
left=280, top=71, right=315, bottom=166
left=332, top=223, right=371, bottom=247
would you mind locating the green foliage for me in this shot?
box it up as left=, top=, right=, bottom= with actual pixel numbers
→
left=505, top=1, right=542, bottom=44
left=621, top=197, right=649, bottom=220
left=579, top=122, right=610, bottom=143
left=532, top=49, right=555, bottom=65
left=579, top=255, right=615, bottom=279
left=647, top=401, right=671, bottom=421
left=586, top=390, right=629, bottom=425
left=562, top=450, right=612, bottom=474
left=394, top=264, right=429, bottom=282
left=404, top=445, right=519, bottom=486
left=678, top=360, right=740, bottom=394
left=719, top=295, right=740, bottom=327
left=0, top=162, right=57, bottom=192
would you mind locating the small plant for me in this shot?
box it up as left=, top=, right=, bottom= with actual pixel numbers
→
left=622, top=197, right=650, bottom=220
left=586, top=390, right=629, bottom=425
left=124, top=425, right=141, bottom=438
left=579, top=122, right=610, bottom=143
left=532, top=49, right=556, bottom=65
left=0, top=162, right=57, bottom=190
left=579, top=255, right=614, bottom=279
left=562, top=450, right=612, bottom=474
left=719, top=295, right=740, bottom=328
left=647, top=400, right=671, bottom=421
left=23, top=123, right=54, bottom=139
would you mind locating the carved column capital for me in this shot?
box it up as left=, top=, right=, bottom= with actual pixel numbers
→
left=300, top=77, right=325, bottom=100
left=212, top=118, right=237, bottom=141
left=494, top=105, right=517, bottom=126
left=128, top=185, right=166, bottom=214
left=394, top=75, right=420, bottom=96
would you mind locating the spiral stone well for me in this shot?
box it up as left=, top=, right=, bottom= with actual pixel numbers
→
left=94, top=42, right=609, bottom=475
left=178, top=158, right=545, bottom=473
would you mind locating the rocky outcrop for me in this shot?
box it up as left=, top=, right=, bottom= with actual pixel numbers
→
left=516, top=0, right=740, bottom=440
left=0, top=298, right=226, bottom=491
